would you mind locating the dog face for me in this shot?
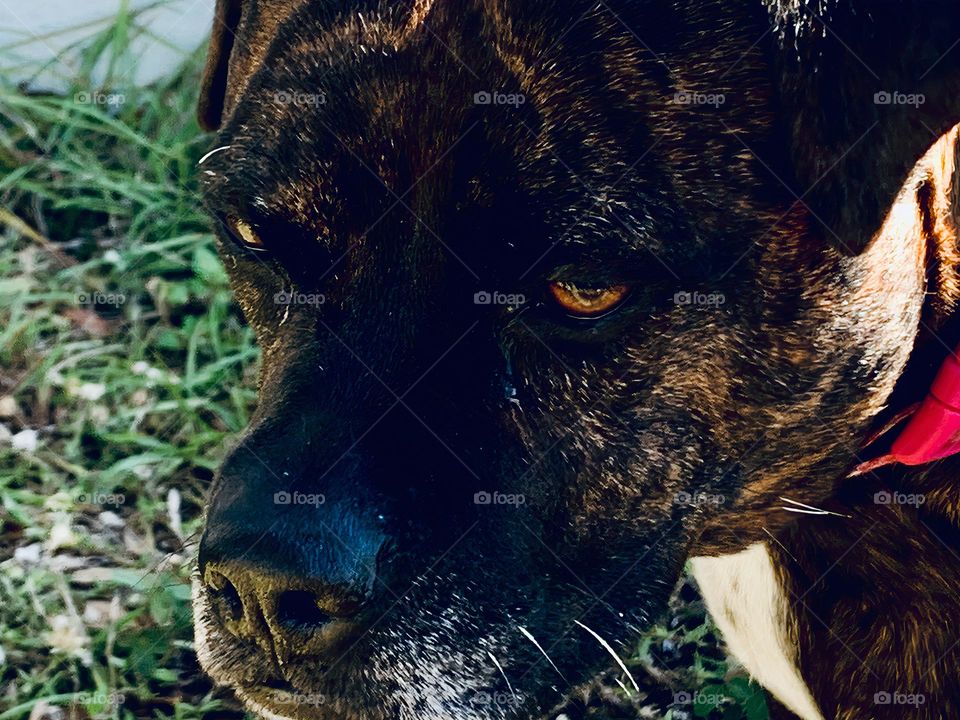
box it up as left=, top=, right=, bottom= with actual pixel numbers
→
left=191, top=1, right=960, bottom=718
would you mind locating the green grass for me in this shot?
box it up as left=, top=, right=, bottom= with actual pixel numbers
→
left=0, top=8, right=768, bottom=720
left=0, top=7, right=253, bottom=719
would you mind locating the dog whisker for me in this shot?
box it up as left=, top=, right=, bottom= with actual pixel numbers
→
left=487, top=651, right=518, bottom=702
left=198, top=144, right=232, bottom=165
left=762, top=526, right=801, bottom=565
left=778, top=496, right=851, bottom=518
left=573, top=620, right=639, bottom=692
left=778, top=496, right=826, bottom=511
left=518, top=625, right=567, bottom=682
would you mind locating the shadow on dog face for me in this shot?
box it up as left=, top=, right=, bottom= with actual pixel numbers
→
left=190, top=0, right=960, bottom=718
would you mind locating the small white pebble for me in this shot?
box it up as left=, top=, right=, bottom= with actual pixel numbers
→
left=11, top=428, right=38, bottom=452
left=103, top=249, right=121, bottom=264
left=0, top=395, right=18, bottom=417
left=82, top=599, right=121, bottom=627
left=131, top=361, right=150, bottom=374
left=13, top=543, right=42, bottom=565
left=47, top=555, right=87, bottom=573
left=98, top=511, right=125, bottom=528
left=75, top=382, right=106, bottom=401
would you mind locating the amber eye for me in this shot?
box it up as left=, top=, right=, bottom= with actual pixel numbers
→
left=226, top=216, right=267, bottom=252
left=548, top=281, right=630, bottom=317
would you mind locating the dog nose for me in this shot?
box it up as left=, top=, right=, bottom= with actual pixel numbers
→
left=202, top=560, right=369, bottom=656
left=198, top=439, right=389, bottom=658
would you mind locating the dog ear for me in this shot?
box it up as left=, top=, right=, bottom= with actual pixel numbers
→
left=772, top=0, right=960, bottom=254
left=198, top=0, right=245, bottom=131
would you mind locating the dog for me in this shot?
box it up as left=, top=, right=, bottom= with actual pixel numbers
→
left=190, top=1, right=960, bottom=718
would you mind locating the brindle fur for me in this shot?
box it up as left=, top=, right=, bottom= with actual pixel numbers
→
left=192, top=1, right=960, bottom=718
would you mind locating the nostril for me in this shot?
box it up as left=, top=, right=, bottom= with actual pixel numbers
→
left=207, top=571, right=243, bottom=622
left=220, top=579, right=243, bottom=621
left=276, top=590, right=333, bottom=630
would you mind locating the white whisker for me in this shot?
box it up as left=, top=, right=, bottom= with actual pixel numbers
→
left=198, top=145, right=232, bottom=165
left=778, top=496, right=823, bottom=511
left=780, top=506, right=850, bottom=517
left=518, top=625, right=566, bottom=681
left=573, top=620, right=640, bottom=692
left=487, top=651, right=517, bottom=702
left=762, top=526, right=800, bottom=565
left=779, top=496, right=850, bottom=518
left=614, top=676, right=632, bottom=696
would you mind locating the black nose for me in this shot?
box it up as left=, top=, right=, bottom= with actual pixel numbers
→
left=202, top=559, right=369, bottom=657
left=198, top=472, right=386, bottom=659
left=198, top=432, right=391, bottom=660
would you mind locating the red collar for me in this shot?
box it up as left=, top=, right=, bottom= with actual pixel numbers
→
left=854, top=345, right=960, bottom=475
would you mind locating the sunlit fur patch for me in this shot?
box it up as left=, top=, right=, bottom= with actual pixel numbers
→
left=920, top=126, right=960, bottom=321
left=695, top=128, right=950, bottom=554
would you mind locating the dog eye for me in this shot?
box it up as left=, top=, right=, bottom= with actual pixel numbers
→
left=225, top=216, right=268, bottom=252
left=548, top=281, right=630, bottom=318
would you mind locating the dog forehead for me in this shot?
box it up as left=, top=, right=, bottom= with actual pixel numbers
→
left=204, top=0, right=775, bottom=266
